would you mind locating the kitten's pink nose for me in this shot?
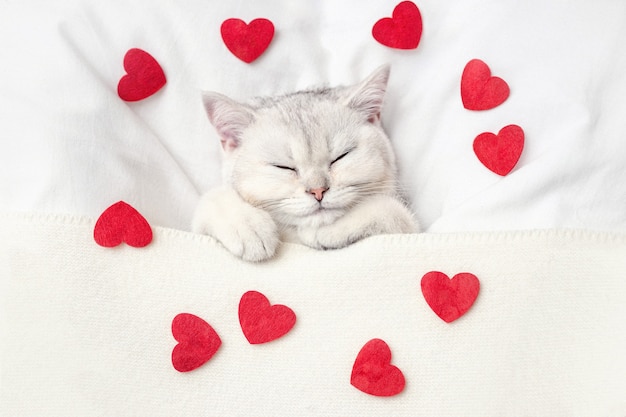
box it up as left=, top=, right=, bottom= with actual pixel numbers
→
left=308, top=187, right=328, bottom=202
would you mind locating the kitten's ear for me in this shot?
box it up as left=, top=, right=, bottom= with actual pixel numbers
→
left=202, top=92, right=255, bottom=152
left=344, top=65, right=390, bottom=124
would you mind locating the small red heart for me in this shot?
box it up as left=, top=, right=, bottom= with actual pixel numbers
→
left=117, top=48, right=166, bottom=102
left=372, top=1, right=423, bottom=50
left=171, top=313, right=222, bottom=373
left=93, top=201, right=153, bottom=248
left=351, top=338, right=406, bottom=397
left=421, top=271, right=480, bottom=323
left=238, top=291, right=296, bottom=344
left=221, top=18, right=275, bottom=63
left=461, top=59, right=510, bottom=111
left=474, top=124, right=525, bottom=176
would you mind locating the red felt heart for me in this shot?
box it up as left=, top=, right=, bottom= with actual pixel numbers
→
left=238, top=291, right=296, bottom=344
left=117, top=48, right=166, bottom=102
left=171, top=313, right=222, bottom=373
left=461, top=59, right=510, bottom=110
left=221, top=18, right=275, bottom=63
left=421, top=271, right=480, bottom=323
left=93, top=201, right=153, bottom=248
left=474, top=124, right=525, bottom=176
left=351, top=338, right=406, bottom=397
left=372, top=1, right=423, bottom=50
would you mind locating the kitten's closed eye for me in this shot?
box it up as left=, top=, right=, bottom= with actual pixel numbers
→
left=273, top=151, right=351, bottom=171
left=331, top=150, right=351, bottom=166
left=272, top=164, right=297, bottom=172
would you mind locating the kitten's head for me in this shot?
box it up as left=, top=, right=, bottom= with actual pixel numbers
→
left=202, top=65, right=398, bottom=229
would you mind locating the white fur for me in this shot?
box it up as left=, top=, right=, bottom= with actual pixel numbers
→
left=192, top=186, right=279, bottom=261
left=193, top=65, right=418, bottom=261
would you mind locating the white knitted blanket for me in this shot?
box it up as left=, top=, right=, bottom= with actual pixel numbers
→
left=1, top=213, right=624, bottom=416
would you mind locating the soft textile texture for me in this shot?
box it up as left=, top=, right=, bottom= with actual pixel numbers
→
left=93, top=201, right=153, bottom=247
left=238, top=290, right=297, bottom=345
left=1, top=0, right=626, bottom=233
left=350, top=338, right=406, bottom=397
left=117, top=48, right=167, bottom=101
left=1, top=213, right=625, bottom=416
left=1, top=1, right=626, bottom=415
left=171, top=313, right=222, bottom=373
left=460, top=59, right=510, bottom=111
left=220, top=18, right=275, bottom=63
left=372, top=1, right=423, bottom=50
left=420, top=271, right=480, bottom=323
left=473, top=125, right=525, bottom=176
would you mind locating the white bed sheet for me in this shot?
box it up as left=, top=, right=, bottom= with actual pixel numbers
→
left=1, top=0, right=626, bottom=233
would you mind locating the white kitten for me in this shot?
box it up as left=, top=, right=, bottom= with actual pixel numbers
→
left=193, top=65, right=418, bottom=261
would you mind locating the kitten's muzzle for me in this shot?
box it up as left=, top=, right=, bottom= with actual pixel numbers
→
left=308, top=187, right=328, bottom=202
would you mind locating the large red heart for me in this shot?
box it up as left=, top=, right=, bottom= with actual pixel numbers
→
left=372, top=1, right=423, bottom=50
left=351, top=338, right=406, bottom=397
left=461, top=59, right=510, bottom=110
left=171, top=313, right=222, bottom=372
left=238, top=291, right=296, bottom=344
left=221, top=18, right=275, bottom=63
left=421, top=271, right=480, bottom=323
left=117, top=48, right=166, bottom=102
left=93, top=201, right=153, bottom=248
left=473, top=124, right=525, bottom=176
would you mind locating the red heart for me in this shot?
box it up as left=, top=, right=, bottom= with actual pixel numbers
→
left=117, top=48, right=166, bottom=102
left=421, top=271, right=480, bottom=323
left=171, top=313, right=222, bottom=373
left=221, top=18, right=275, bottom=63
left=238, top=291, right=296, bottom=344
left=372, top=1, right=423, bottom=50
left=93, top=201, right=153, bottom=248
left=461, top=59, right=510, bottom=110
left=350, top=339, right=406, bottom=397
left=473, top=124, right=525, bottom=176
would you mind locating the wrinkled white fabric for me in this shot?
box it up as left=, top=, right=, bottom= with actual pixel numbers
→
left=1, top=0, right=625, bottom=232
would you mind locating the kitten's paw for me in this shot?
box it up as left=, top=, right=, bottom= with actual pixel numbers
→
left=297, top=196, right=418, bottom=250
left=217, top=211, right=280, bottom=262
left=297, top=226, right=355, bottom=250
left=296, top=227, right=324, bottom=250
left=192, top=188, right=280, bottom=262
